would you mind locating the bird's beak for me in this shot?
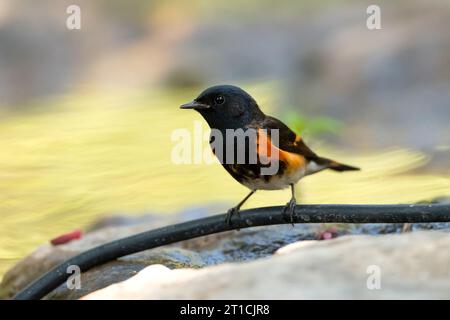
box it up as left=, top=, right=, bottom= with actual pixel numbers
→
left=180, top=100, right=210, bottom=110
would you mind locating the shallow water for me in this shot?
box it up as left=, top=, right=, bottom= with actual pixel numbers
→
left=0, top=88, right=449, bottom=279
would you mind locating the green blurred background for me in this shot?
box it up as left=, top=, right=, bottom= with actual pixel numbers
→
left=0, top=0, right=450, bottom=279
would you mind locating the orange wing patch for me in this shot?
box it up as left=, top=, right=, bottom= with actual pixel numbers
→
left=257, top=129, right=306, bottom=172
left=294, top=135, right=302, bottom=146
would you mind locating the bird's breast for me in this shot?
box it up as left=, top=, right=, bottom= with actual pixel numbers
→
left=211, top=127, right=309, bottom=190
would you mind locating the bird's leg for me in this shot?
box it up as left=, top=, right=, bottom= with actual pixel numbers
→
left=282, top=184, right=296, bottom=225
left=226, top=190, right=256, bottom=226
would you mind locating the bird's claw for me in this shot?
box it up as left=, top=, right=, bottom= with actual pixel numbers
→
left=225, top=206, right=240, bottom=226
left=282, top=198, right=296, bottom=226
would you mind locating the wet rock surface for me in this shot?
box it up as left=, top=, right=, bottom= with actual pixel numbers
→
left=45, top=247, right=207, bottom=300
left=1, top=203, right=450, bottom=299
left=0, top=214, right=318, bottom=299
left=83, top=231, right=450, bottom=300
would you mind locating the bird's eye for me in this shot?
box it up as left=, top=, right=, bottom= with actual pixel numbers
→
left=214, top=95, right=225, bottom=105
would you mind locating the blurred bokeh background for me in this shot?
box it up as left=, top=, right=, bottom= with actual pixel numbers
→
left=0, top=0, right=450, bottom=279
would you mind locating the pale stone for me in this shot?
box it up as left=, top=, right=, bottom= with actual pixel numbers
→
left=83, top=231, right=450, bottom=300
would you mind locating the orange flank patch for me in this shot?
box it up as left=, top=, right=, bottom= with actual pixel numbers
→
left=257, top=129, right=306, bottom=172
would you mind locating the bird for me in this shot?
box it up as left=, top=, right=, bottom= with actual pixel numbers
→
left=180, top=85, right=359, bottom=225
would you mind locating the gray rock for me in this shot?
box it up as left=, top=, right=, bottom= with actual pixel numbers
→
left=45, top=247, right=206, bottom=300
left=0, top=245, right=74, bottom=299
left=46, top=261, right=148, bottom=300
left=0, top=221, right=319, bottom=299
left=0, top=220, right=208, bottom=299
left=83, top=230, right=450, bottom=299
left=2, top=203, right=449, bottom=299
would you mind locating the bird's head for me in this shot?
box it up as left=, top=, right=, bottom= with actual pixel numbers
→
left=180, top=85, right=265, bottom=130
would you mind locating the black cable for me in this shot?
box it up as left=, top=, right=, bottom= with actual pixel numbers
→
left=13, top=204, right=450, bottom=300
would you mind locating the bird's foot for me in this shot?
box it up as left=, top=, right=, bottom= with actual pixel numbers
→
left=225, top=206, right=240, bottom=227
left=282, top=198, right=296, bottom=226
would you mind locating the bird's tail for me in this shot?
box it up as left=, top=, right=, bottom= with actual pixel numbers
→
left=315, top=157, right=360, bottom=172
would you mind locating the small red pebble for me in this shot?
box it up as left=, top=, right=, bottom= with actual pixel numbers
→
left=315, top=226, right=339, bottom=240
left=50, top=229, right=83, bottom=246
left=322, top=232, right=333, bottom=240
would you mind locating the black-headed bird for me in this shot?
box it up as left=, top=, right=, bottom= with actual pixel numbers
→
left=181, top=85, right=359, bottom=225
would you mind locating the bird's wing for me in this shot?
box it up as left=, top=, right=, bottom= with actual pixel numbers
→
left=254, top=116, right=360, bottom=172
left=256, top=115, right=319, bottom=160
